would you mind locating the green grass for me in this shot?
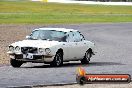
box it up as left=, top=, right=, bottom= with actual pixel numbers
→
left=0, top=1, right=132, bottom=24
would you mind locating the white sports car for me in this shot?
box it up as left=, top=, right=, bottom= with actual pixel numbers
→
left=7, top=28, right=95, bottom=67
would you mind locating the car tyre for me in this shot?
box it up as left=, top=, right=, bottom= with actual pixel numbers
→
left=50, top=51, right=63, bottom=67
left=10, top=59, right=23, bottom=68
left=81, top=50, right=92, bottom=64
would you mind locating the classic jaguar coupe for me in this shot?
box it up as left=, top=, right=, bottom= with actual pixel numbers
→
left=7, top=28, right=95, bottom=67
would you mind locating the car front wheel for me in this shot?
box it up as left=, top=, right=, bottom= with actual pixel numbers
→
left=50, top=52, right=63, bottom=67
left=81, top=50, right=92, bottom=64
left=10, top=59, right=23, bottom=68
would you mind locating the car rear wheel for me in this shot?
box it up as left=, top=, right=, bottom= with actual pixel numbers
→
left=10, top=59, right=23, bottom=68
left=50, top=51, right=63, bottom=67
left=81, top=50, right=92, bottom=64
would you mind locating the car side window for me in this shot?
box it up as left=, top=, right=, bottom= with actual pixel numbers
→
left=73, top=32, right=80, bottom=42
left=66, top=31, right=85, bottom=42
left=66, top=32, right=74, bottom=42
left=73, top=31, right=85, bottom=42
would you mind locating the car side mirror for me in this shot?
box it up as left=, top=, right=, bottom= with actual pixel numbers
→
left=26, top=36, right=31, bottom=39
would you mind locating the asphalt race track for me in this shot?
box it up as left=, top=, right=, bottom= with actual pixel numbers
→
left=0, top=23, right=132, bottom=87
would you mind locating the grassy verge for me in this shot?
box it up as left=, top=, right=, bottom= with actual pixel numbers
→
left=0, top=1, right=132, bottom=24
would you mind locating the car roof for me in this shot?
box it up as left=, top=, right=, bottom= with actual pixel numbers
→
left=34, top=28, right=78, bottom=32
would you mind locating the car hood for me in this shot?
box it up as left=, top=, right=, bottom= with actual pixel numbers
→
left=10, top=40, right=61, bottom=48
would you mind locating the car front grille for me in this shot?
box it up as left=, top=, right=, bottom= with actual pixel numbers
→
left=21, top=47, right=38, bottom=54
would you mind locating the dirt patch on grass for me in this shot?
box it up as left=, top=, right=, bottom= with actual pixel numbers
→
left=0, top=24, right=46, bottom=65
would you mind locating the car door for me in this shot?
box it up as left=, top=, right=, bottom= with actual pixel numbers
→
left=73, top=31, right=87, bottom=59
left=66, top=32, right=78, bottom=60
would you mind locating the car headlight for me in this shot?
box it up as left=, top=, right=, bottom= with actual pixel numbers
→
left=15, top=46, right=21, bottom=52
left=45, top=48, right=51, bottom=55
left=9, top=46, right=14, bottom=52
left=39, top=48, right=45, bottom=54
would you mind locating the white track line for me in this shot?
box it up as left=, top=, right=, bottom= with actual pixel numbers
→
left=48, top=0, right=132, bottom=6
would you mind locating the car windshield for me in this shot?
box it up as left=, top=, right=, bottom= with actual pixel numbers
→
left=29, top=30, right=66, bottom=42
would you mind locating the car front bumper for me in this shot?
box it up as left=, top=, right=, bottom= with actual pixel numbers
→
left=8, top=53, right=54, bottom=63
